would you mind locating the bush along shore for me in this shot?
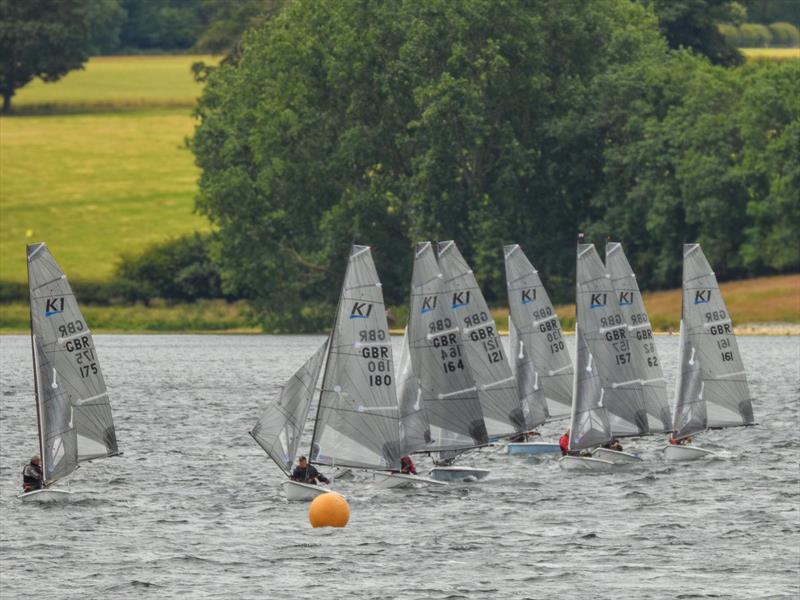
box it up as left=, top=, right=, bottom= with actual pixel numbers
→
left=1, top=274, right=797, bottom=335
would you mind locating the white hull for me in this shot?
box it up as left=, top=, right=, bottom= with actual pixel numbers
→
left=558, top=455, right=616, bottom=472
left=592, top=448, right=642, bottom=464
left=664, top=444, right=717, bottom=462
left=18, top=488, right=73, bottom=503
left=281, top=480, right=331, bottom=501
left=428, top=466, right=490, bottom=482
left=372, top=472, right=449, bottom=489
left=506, top=442, right=560, bottom=456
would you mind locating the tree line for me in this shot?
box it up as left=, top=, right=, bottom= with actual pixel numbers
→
left=189, top=0, right=799, bottom=331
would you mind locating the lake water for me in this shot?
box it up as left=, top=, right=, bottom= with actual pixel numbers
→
left=0, top=334, right=798, bottom=599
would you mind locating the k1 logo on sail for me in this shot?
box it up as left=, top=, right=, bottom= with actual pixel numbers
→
left=44, top=297, right=65, bottom=317
left=618, top=291, right=634, bottom=306
left=350, top=302, right=373, bottom=319
left=694, top=290, right=712, bottom=304
left=590, top=293, right=607, bottom=309
left=521, top=288, right=536, bottom=305
left=452, top=291, right=470, bottom=309
left=421, top=295, right=437, bottom=314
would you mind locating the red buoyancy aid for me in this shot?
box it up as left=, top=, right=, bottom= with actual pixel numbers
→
left=559, top=433, right=570, bottom=455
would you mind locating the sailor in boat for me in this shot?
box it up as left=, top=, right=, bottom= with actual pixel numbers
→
left=601, top=438, right=624, bottom=452
left=559, top=429, right=591, bottom=457
left=669, top=435, right=693, bottom=446
left=22, top=456, right=43, bottom=492
left=400, top=455, right=417, bottom=475
left=291, top=456, right=330, bottom=486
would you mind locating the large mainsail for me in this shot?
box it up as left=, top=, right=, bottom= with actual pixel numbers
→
left=605, top=241, right=671, bottom=432
left=311, top=245, right=403, bottom=471
left=406, top=242, right=488, bottom=451
left=27, top=242, right=118, bottom=485
left=574, top=243, right=649, bottom=439
left=250, top=340, right=327, bottom=475
left=508, top=319, right=549, bottom=429
left=504, top=244, right=573, bottom=421
left=437, top=241, right=526, bottom=438
left=568, top=322, right=612, bottom=451
left=671, top=243, right=754, bottom=439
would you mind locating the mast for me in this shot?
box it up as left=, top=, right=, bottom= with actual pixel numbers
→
left=309, top=248, right=347, bottom=466
left=27, top=244, right=46, bottom=485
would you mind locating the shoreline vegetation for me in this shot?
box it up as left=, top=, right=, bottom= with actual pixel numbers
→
left=1, top=274, right=796, bottom=335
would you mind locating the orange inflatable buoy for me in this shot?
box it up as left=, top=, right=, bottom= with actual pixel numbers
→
left=308, top=492, right=350, bottom=528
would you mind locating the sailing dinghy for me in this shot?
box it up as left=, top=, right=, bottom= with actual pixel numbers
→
left=665, top=244, right=755, bottom=461
left=561, top=242, right=644, bottom=471
left=503, top=244, right=573, bottom=456
left=311, top=245, right=444, bottom=489
left=20, top=243, right=120, bottom=503
left=404, top=242, right=490, bottom=482
left=250, top=341, right=331, bottom=501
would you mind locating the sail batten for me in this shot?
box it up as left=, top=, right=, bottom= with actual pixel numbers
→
left=672, top=244, right=754, bottom=439
left=504, top=244, right=573, bottom=421
left=27, top=243, right=118, bottom=485
left=311, top=245, right=403, bottom=471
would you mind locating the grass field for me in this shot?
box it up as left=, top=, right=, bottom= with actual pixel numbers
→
left=11, top=55, right=218, bottom=113
left=741, top=47, right=800, bottom=61
left=1, top=56, right=214, bottom=284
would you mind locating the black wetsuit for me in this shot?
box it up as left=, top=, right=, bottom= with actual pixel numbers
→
left=22, top=463, right=43, bottom=491
left=291, top=464, right=329, bottom=484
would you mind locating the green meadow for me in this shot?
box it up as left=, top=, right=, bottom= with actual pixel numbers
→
left=1, top=56, right=214, bottom=284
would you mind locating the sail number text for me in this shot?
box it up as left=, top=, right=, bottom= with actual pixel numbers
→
left=63, top=334, right=98, bottom=378
left=361, top=344, right=392, bottom=386
left=58, top=320, right=84, bottom=337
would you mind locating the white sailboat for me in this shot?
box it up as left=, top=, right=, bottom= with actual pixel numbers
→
left=310, top=245, right=444, bottom=489
left=250, top=341, right=331, bottom=501
left=665, top=243, right=755, bottom=461
left=560, top=241, right=641, bottom=471
left=20, top=243, right=120, bottom=503
left=403, top=242, right=491, bottom=482
left=503, top=244, right=574, bottom=456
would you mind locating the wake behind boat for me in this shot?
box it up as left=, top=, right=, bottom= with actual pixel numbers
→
left=19, top=242, right=120, bottom=503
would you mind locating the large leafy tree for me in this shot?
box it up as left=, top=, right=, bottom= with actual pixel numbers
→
left=192, top=0, right=669, bottom=328
left=0, top=0, right=93, bottom=112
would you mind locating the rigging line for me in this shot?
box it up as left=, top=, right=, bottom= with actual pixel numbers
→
left=32, top=274, right=67, bottom=291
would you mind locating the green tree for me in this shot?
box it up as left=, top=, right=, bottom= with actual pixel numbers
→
left=0, top=0, right=92, bottom=112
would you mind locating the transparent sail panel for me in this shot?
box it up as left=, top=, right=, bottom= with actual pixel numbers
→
left=680, top=244, right=754, bottom=429
left=396, top=328, right=431, bottom=454
left=407, top=242, right=488, bottom=452
left=504, top=244, right=573, bottom=420
left=509, top=318, right=549, bottom=429
left=575, top=243, right=647, bottom=439
left=568, top=324, right=611, bottom=451
left=671, top=322, right=707, bottom=439
left=312, top=245, right=403, bottom=471
left=437, top=241, right=525, bottom=439
left=27, top=243, right=117, bottom=483
left=605, top=241, right=670, bottom=432
left=251, top=340, right=327, bottom=475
